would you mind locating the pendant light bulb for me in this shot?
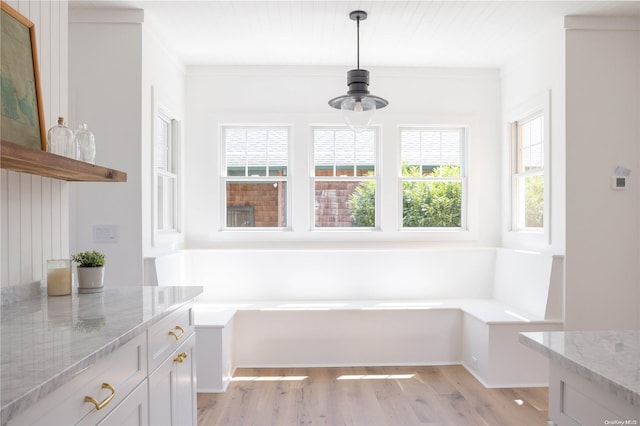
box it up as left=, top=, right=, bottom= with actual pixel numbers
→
left=328, top=10, right=388, bottom=133
left=341, top=96, right=376, bottom=133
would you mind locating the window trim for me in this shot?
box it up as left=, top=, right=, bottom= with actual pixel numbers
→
left=511, top=111, right=544, bottom=232
left=220, top=124, right=292, bottom=231
left=398, top=126, right=468, bottom=231
left=310, top=126, right=381, bottom=231
left=506, top=90, right=551, bottom=246
left=151, top=92, right=182, bottom=249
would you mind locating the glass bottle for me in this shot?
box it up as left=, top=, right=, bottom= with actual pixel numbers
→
left=47, top=117, right=76, bottom=158
left=75, top=123, right=96, bottom=164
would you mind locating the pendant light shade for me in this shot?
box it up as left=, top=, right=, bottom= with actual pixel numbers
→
left=329, top=10, right=388, bottom=133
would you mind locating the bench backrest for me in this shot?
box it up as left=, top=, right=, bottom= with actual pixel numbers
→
left=146, top=248, right=563, bottom=321
left=148, top=248, right=496, bottom=301
left=492, top=248, right=563, bottom=320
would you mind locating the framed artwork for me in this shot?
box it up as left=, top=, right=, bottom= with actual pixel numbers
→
left=1, top=2, right=46, bottom=151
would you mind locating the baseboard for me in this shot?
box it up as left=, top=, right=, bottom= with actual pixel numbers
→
left=232, top=361, right=462, bottom=369
left=461, top=362, right=549, bottom=388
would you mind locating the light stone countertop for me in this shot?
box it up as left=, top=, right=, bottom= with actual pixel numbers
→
left=520, top=330, right=640, bottom=408
left=0, top=285, right=203, bottom=425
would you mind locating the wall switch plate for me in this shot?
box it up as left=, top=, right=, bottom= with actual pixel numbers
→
left=93, top=224, right=119, bottom=243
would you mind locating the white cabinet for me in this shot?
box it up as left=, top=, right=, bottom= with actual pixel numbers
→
left=8, top=333, right=147, bottom=426
left=148, top=304, right=197, bottom=426
left=7, top=302, right=198, bottom=426
left=548, top=360, right=640, bottom=426
left=149, top=334, right=197, bottom=426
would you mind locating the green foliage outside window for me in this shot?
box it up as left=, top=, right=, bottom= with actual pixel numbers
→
left=524, top=174, right=544, bottom=228
left=348, top=165, right=462, bottom=228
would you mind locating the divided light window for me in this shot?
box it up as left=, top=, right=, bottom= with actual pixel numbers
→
left=512, top=113, right=544, bottom=230
left=223, top=126, right=289, bottom=228
left=400, top=128, right=466, bottom=228
left=313, top=128, right=377, bottom=228
left=155, top=112, right=180, bottom=233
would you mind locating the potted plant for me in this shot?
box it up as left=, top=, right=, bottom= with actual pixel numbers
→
left=71, top=250, right=105, bottom=294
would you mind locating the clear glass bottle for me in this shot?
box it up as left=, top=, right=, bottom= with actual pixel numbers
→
left=75, top=123, right=96, bottom=164
left=47, top=117, right=76, bottom=158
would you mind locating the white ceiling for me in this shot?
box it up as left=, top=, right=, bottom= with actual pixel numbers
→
left=70, top=1, right=640, bottom=68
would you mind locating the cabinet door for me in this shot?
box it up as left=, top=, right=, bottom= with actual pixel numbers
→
left=175, top=334, right=197, bottom=426
left=148, top=349, right=177, bottom=426
left=148, top=334, right=196, bottom=426
left=96, top=380, right=148, bottom=426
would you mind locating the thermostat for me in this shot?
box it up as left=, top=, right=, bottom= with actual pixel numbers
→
left=612, top=176, right=627, bottom=190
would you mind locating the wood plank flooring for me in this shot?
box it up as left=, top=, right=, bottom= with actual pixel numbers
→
left=197, top=365, right=549, bottom=426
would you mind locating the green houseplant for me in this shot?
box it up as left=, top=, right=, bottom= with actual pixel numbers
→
left=71, top=250, right=105, bottom=293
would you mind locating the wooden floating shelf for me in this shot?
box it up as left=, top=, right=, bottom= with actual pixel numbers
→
left=0, top=140, right=127, bottom=182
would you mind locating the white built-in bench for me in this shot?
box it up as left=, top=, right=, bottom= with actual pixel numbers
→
left=145, top=248, right=563, bottom=392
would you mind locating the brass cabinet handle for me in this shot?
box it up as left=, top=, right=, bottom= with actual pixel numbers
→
left=168, top=325, right=185, bottom=341
left=173, top=351, right=188, bottom=363
left=84, top=383, right=116, bottom=410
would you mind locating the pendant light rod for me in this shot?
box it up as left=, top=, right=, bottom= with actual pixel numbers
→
left=357, top=15, right=360, bottom=69
left=350, top=10, right=367, bottom=69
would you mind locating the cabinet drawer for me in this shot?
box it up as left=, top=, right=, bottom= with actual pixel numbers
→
left=8, top=333, right=147, bottom=426
left=91, top=379, right=149, bottom=426
left=147, top=303, right=194, bottom=373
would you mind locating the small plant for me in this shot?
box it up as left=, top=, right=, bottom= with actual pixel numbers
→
left=71, top=250, right=105, bottom=267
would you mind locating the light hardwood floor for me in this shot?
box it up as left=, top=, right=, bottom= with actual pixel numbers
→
left=197, top=365, right=549, bottom=426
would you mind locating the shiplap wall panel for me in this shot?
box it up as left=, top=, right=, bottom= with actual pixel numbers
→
left=20, top=175, right=32, bottom=281
left=31, top=176, right=42, bottom=280
left=1, top=172, right=8, bottom=285
left=41, top=178, right=53, bottom=277
left=0, top=1, right=69, bottom=288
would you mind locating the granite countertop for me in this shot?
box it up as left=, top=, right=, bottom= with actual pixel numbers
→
left=520, top=330, right=640, bottom=407
left=0, top=285, right=202, bottom=425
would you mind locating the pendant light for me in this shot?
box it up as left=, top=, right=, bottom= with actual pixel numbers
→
left=328, top=10, right=388, bottom=133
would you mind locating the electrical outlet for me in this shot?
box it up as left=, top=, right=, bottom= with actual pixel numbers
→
left=471, top=356, right=478, bottom=370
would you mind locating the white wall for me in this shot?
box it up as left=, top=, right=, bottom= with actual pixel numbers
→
left=141, top=21, right=186, bottom=256
left=184, top=66, right=501, bottom=247
left=1, top=0, right=69, bottom=289
left=500, top=19, right=566, bottom=255
left=68, top=8, right=186, bottom=286
left=69, top=10, right=144, bottom=286
left=565, top=17, right=640, bottom=330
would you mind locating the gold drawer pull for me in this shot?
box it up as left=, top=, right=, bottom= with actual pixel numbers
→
left=173, top=352, right=188, bottom=363
left=168, top=325, right=185, bottom=341
left=84, top=383, right=116, bottom=410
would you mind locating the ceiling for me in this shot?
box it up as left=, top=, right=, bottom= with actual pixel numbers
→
left=70, top=1, right=640, bottom=68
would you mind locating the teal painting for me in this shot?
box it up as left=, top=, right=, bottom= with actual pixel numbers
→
left=0, top=5, right=45, bottom=151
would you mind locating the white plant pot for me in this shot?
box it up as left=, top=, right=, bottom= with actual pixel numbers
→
left=77, top=266, right=105, bottom=294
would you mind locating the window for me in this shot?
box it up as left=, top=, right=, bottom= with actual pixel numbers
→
left=512, top=113, right=544, bottom=230
left=313, top=128, right=377, bottom=228
left=223, top=126, right=289, bottom=228
left=155, top=112, right=180, bottom=233
left=400, top=128, right=466, bottom=228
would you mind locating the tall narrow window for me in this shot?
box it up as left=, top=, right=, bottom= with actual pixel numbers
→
left=512, top=113, right=544, bottom=230
left=155, top=112, right=180, bottom=233
left=223, top=126, right=289, bottom=228
left=313, top=128, right=377, bottom=228
left=400, top=128, right=466, bottom=228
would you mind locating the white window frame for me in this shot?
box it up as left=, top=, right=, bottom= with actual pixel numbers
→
left=506, top=90, right=551, bottom=246
left=220, top=125, right=292, bottom=230
left=151, top=102, right=182, bottom=248
left=511, top=112, right=544, bottom=230
left=311, top=126, right=380, bottom=230
left=398, top=126, right=468, bottom=231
